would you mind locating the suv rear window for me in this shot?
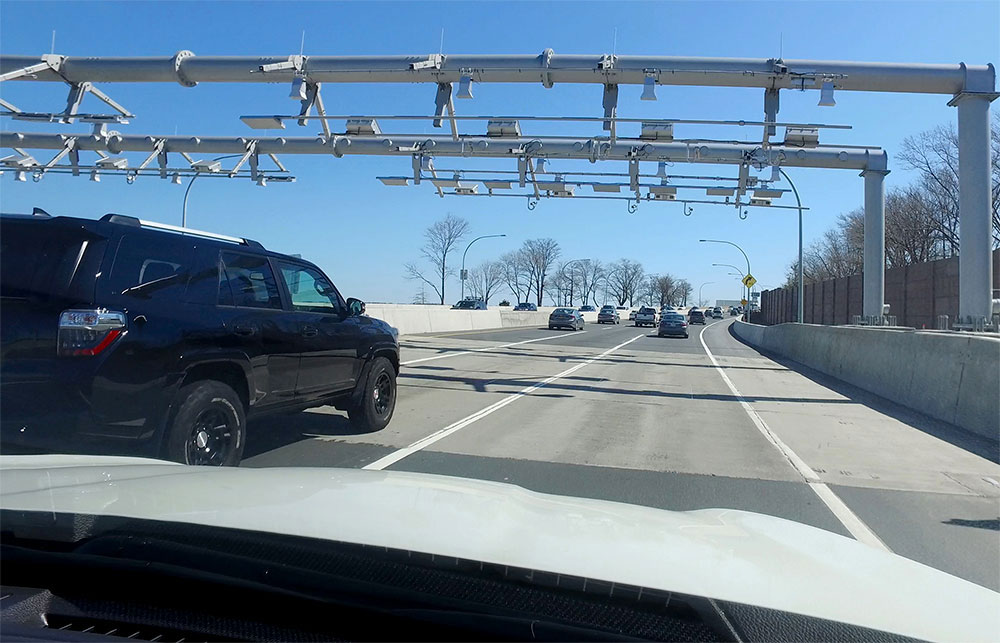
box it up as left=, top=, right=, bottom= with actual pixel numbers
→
left=1, top=219, right=107, bottom=303
left=639, top=308, right=655, bottom=314
left=109, top=233, right=199, bottom=302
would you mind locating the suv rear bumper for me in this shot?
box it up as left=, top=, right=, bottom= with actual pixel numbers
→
left=1, top=370, right=171, bottom=458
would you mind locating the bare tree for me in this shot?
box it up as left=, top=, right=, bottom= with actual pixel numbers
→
left=466, top=260, right=504, bottom=304
left=578, top=259, right=606, bottom=305
left=673, top=279, right=693, bottom=306
left=411, top=284, right=429, bottom=305
left=606, top=259, right=645, bottom=306
left=403, top=214, right=470, bottom=305
left=899, top=115, right=1000, bottom=251
left=655, top=274, right=675, bottom=307
left=522, top=238, right=562, bottom=306
left=500, top=249, right=533, bottom=304
left=641, top=274, right=658, bottom=306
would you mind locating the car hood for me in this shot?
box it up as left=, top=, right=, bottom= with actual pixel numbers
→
left=1, top=455, right=997, bottom=642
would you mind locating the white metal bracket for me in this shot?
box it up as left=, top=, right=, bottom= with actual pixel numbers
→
left=410, top=54, right=444, bottom=71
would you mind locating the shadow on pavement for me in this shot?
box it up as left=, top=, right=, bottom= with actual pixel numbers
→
left=398, top=370, right=858, bottom=405
left=244, top=410, right=369, bottom=459
left=726, top=323, right=1000, bottom=464
left=942, top=518, right=1000, bottom=531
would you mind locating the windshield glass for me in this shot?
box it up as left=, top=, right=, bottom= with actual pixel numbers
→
left=2, top=3, right=998, bottom=638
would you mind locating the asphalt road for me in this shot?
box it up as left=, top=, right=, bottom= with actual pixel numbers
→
left=243, top=316, right=1000, bottom=592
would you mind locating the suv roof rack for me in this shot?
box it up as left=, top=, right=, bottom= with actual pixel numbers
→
left=99, top=214, right=264, bottom=249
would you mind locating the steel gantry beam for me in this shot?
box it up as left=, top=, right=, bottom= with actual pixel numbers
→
left=0, top=51, right=993, bottom=95
left=2, top=49, right=995, bottom=320
left=0, top=131, right=885, bottom=169
left=1, top=128, right=888, bottom=316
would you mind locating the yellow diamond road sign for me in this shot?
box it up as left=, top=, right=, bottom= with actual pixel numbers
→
left=742, top=274, right=757, bottom=289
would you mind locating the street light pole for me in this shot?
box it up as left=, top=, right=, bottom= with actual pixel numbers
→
left=778, top=168, right=805, bottom=323
left=714, top=263, right=744, bottom=305
left=698, top=281, right=715, bottom=307
left=700, top=239, right=751, bottom=322
left=181, top=154, right=243, bottom=227
left=461, top=234, right=507, bottom=301
left=559, top=259, right=587, bottom=306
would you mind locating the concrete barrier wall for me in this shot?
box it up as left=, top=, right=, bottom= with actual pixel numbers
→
left=365, top=304, right=572, bottom=336
left=365, top=305, right=620, bottom=336
left=731, top=321, right=1000, bottom=441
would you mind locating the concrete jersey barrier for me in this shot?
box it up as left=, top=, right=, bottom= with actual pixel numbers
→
left=365, top=304, right=582, bottom=336
left=730, top=321, right=1000, bottom=441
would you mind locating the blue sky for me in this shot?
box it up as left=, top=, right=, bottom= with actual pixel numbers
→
left=2, top=0, right=998, bottom=305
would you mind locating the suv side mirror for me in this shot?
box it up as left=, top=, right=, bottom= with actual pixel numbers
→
left=346, top=297, right=365, bottom=316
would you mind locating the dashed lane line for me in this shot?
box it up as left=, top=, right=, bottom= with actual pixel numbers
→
left=401, top=330, right=586, bottom=366
left=365, top=333, right=646, bottom=471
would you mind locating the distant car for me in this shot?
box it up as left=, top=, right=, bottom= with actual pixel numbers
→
left=452, top=299, right=486, bottom=310
left=513, top=302, right=537, bottom=311
left=628, top=309, right=637, bottom=321
left=548, top=307, right=585, bottom=331
left=634, top=307, right=657, bottom=327
left=661, top=305, right=676, bottom=313
left=597, top=306, right=620, bottom=324
left=730, top=307, right=739, bottom=316
left=688, top=309, right=706, bottom=325
left=712, top=307, right=723, bottom=319
left=658, top=313, right=689, bottom=338
left=578, top=305, right=596, bottom=312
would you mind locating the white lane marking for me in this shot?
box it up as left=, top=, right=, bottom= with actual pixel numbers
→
left=401, top=331, right=584, bottom=365
left=699, top=321, right=890, bottom=551
left=365, top=333, right=646, bottom=471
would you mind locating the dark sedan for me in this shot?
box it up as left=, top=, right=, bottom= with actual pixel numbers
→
left=597, top=306, right=620, bottom=324
left=688, top=309, right=706, bottom=325
left=658, top=313, right=689, bottom=338
left=548, top=307, right=585, bottom=331
left=513, top=302, right=538, bottom=311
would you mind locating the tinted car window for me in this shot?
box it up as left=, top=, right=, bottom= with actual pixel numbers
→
left=220, top=252, right=282, bottom=309
left=184, top=247, right=225, bottom=306
left=0, top=220, right=106, bottom=303
left=276, top=261, right=341, bottom=314
left=109, top=233, right=195, bottom=302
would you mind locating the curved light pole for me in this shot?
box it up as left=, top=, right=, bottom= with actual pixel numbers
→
left=700, top=239, right=751, bottom=322
left=698, top=281, right=715, bottom=307
left=778, top=168, right=805, bottom=323
left=181, top=154, right=243, bottom=227
left=714, top=262, right=745, bottom=306
left=559, top=258, right=587, bottom=306
left=461, top=234, right=507, bottom=301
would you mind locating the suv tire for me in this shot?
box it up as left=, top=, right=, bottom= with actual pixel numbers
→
left=165, top=380, right=246, bottom=466
left=348, top=357, right=396, bottom=432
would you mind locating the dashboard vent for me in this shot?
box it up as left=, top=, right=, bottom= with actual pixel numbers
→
left=44, top=615, right=236, bottom=642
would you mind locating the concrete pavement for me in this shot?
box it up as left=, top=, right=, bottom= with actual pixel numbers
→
left=242, top=316, right=1000, bottom=592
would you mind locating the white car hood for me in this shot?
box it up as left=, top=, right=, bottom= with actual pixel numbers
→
left=1, top=454, right=997, bottom=641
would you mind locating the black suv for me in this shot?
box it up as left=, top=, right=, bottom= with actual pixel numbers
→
left=1, top=212, right=400, bottom=466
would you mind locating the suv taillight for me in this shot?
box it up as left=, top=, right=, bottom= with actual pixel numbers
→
left=58, top=309, right=127, bottom=356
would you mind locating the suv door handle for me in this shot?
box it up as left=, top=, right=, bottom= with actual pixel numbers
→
left=301, top=325, right=318, bottom=338
left=233, top=324, right=256, bottom=337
